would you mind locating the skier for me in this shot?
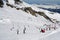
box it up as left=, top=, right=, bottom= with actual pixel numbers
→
left=17, top=29, right=19, bottom=35
left=41, top=29, right=45, bottom=33
left=23, top=27, right=26, bottom=34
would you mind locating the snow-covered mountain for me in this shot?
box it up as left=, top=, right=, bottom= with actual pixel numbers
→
left=32, top=4, right=60, bottom=13
left=0, top=0, right=60, bottom=40
left=33, top=4, right=60, bottom=9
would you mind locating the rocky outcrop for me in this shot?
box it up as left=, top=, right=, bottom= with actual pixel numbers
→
left=23, top=7, right=54, bottom=23
left=0, top=0, right=4, bottom=8
left=14, top=0, right=22, bottom=4
left=6, top=3, right=16, bottom=8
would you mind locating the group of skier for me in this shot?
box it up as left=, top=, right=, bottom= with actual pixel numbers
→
left=40, top=23, right=57, bottom=33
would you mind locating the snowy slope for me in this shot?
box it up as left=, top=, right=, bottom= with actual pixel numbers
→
left=0, top=5, right=47, bottom=40
left=0, top=0, right=60, bottom=40
left=40, top=28, right=60, bottom=40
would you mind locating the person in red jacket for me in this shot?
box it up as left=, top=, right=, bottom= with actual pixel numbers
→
left=41, top=29, right=45, bottom=33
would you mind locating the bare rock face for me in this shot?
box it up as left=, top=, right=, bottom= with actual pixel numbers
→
left=0, top=0, right=4, bottom=8
left=6, top=3, right=16, bottom=8
left=4, top=0, right=8, bottom=3
left=14, top=0, right=22, bottom=4
left=5, top=0, right=23, bottom=8
left=37, top=12, right=54, bottom=23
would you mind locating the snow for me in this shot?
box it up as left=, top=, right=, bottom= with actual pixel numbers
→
left=0, top=0, right=60, bottom=40
left=31, top=5, right=60, bottom=22
left=8, top=0, right=15, bottom=4
left=0, top=18, right=11, bottom=23
left=41, top=28, right=60, bottom=40
left=45, top=12, right=60, bottom=21
left=33, top=4, right=60, bottom=9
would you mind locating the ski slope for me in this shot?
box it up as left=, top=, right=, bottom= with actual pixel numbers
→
left=0, top=0, right=60, bottom=40
left=0, top=4, right=47, bottom=40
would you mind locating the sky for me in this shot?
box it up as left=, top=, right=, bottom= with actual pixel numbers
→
left=23, top=0, right=60, bottom=5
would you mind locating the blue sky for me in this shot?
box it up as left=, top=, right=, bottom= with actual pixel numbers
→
left=23, top=0, right=60, bottom=4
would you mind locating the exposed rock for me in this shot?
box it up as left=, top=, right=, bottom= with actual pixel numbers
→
left=6, top=3, right=16, bottom=8
left=14, top=0, right=22, bottom=4
left=23, top=7, right=54, bottom=23
left=0, top=0, right=4, bottom=8
left=16, top=8, right=20, bottom=10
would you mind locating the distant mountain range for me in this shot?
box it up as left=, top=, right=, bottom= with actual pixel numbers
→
left=33, top=4, right=60, bottom=13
